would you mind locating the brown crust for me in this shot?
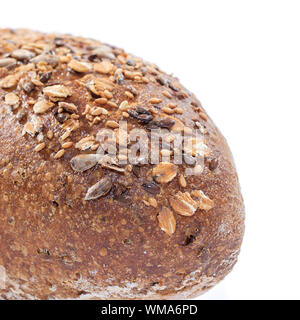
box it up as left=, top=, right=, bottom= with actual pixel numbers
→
left=0, top=29, right=244, bottom=300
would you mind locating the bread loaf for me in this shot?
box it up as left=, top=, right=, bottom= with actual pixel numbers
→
left=0, top=29, right=244, bottom=300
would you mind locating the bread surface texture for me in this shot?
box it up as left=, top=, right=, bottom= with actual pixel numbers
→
left=0, top=29, right=244, bottom=300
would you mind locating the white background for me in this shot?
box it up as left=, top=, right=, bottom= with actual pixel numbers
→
left=1, top=0, right=300, bottom=299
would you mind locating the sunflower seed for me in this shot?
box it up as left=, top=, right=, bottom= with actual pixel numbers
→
left=0, top=58, right=17, bottom=68
left=156, top=76, right=169, bottom=86
left=92, top=45, right=115, bottom=60
left=20, top=79, right=34, bottom=93
left=85, top=177, right=112, bottom=200
left=128, top=107, right=153, bottom=123
left=54, top=37, right=65, bottom=47
left=142, top=182, right=161, bottom=195
left=101, top=163, right=125, bottom=173
left=39, top=72, right=52, bottom=83
left=147, top=118, right=175, bottom=130
left=114, top=68, right=124, bottom=84
left=11, top=49, right=35, bottom=60
left=209, top=158, right=219, bottom=171
left=70, top=154, right=99, bottom=172
left=31, top=54, right=59, bottom=65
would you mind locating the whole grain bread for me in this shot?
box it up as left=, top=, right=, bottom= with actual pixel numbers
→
left=0, top=29, right=244, bottom=300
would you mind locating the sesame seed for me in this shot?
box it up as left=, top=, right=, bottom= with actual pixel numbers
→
left=142, top=77, right=149, bottom=83
left=54, top=149, right=65, bottom=159
left=61, top=141, right=73, bottom=149
left=167, top=102, right=177, bottom=109
left=125, top=91, right=134, bottom=99
left=91, top=107, right=108, bottom=116
left=148, top=98, right=162, bottom=104
left=175, top=107, right=184, bottom=114
left=34, top=142, right=46, bottom=152
left=95, top=97, right=108, bottom=105
left=199, top=112, right=208, bottom=121
left=106, top=120, right=119, bottom=128
left=119, top=100, right=129, bottom=111
left=107, top=101, right=118, bottom=108
left=162, top=90, right=172, bottom=98
left=161, top=106, right=174, bottom=114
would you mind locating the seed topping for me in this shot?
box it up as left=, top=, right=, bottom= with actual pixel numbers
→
left=169, top=191, right=198, bottom=216
left=85, top=177, right=112, bottom=201
left=33, top=100, right=54, bottom=114
left=43, top=85, right=72, bottom=98
left=152, top=162, right=177, bottom=184
left=157, top=207, right=176, bottom=236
